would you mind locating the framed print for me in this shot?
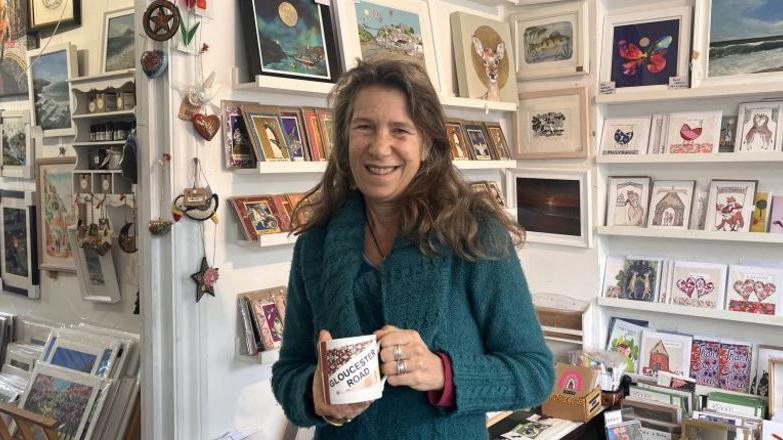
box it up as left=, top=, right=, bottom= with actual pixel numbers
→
left=647, top=113, right=668, bottom=155
left=470, top=181, right=490, bottom=193
left=1, top=0, right=36, bottom=97
left=46, top=337, right=119, bottom=378
left=668, top=261, right=727, bottom=309
left=751, top=191, right=773, bottom=233
left=336, top=0, right=440, bottom=92
left=735, top=101, right=783, bottom=152
left=639, top=330, right=692, bottom=378
left=752, top=345, right=783, bottom=397
left=26, top=43, right=77, bottom=137
left=484, top=122, right=511, bottom=160
left=451, top=12, right=518, bottom=102
left=600, top=117, right=651, bottom=156
left=221, top=101, right=257, bottom=169
left=647, top=180, right=695, bottom=229
left=771, top=195, right=783, bottom=234
left=664, top=111, right=723, bottom=154
left=1, top=111, right=35, bottom=178
left=28, top=0, right=81, bottom=31
left=101, top=8, right=135, bottom=73
left=238, top=0, right=341, bottom=82
left=510, top=0, right=589, bottom=80
left=719, top=116, right=738, bottom=153
left=229, top=195, right=290, bottom=240
left=279, top=107, right=308, bottom=161
left=505, top=168, right=591, bottom=248
left=606, top=176, right=652, bottom=227
left=600, top=7, right=692, bottom=92
left=445, top=120, right=471, bottom=160
left=66, top=227, right=121, bottom=303
left=316, top=108, right=334, bottom=159
left=516, top=87, right=589, bottom=159
left=302, top=107, right=325, bottom=161
left=726, top=264, right=782, bottom=315
left=463, top=122, right=492, bottom=160
left=771, top=358, right=783, bottom=418
left=704, top=179, right=757, bottom=232
left=692, top=0, right=783, bottom=88
left=1, top=190, right=39, bottom=299
left=35, top=157, right=77, bottom=272
left=241, top=104, right=290, bottom=162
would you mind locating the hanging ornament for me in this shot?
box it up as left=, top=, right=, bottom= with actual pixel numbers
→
left=172, top=158, right=219, bottom=221
left=191, top=256, right=218, bottom=302
left=150, top=154, right=174, bottom=236
left=178, top=71, right=218, bottom=121
left=144, top=0, right=181, bottom=42
left=192, top=113, right=220, bottom=141
left=119, top=222, right=138, bottom=253
left=140, top=50, right=168, bottom=78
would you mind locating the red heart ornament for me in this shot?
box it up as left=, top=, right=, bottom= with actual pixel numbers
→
left=192, top=113, right=220, bottom=141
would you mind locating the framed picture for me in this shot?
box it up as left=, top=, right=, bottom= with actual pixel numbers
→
left=719, top=116, right=738, bottom=153
left=516, top=87, right=589, bottom=159
left=463, top=122, right=493, bottom=160
left=610, top=256, right=663, bottom=302
left=735, top=101, right=783, bottom=152
left=771, top=358, right=783, bottom=418
left=45, top=337, right=120, bottom=378
left=683, top=418, right=751, bottom=439
left=751, top=191, right=773, bottom=233
left=35, top=157, right=77, bottom=273
left=0, top=0, right=36, bottom=97
left=66, top=226, right=121, bottom=303
left=647, top=113, right=668, bottom=155
left=101, top=8, right=135, bottom=73
left=606, top=176, right=652, bottom=227
left=771, top=195, right=783, bottom=234
left=221, top=101, right=257, bottom=169
left=692, top=0, right=783, bottom=88
left=238, top=0, right=341, bottom=83
left=505, top=168, right=591, bottom=248
left=1, top=111, right=35, bottom=178
left=600, top=117, right=651, bottom=156
left=509, top=0, right=589, bottom=80
left=302, top=107, right=325, bottom=161
left=241, top=104, right=290, bottom=162
left=668, top=261, right=727, bottom=309
left=28, top=0, right=81, bottom=31
left=445, top=120, right=471, bottom=160
left=639, top=330, right=692, bottom=378
left=451, top=12, right=518, bottom=102
left=279, top=107, right=308, bottom=162
left=1, top=190, right=39, bottom=299
left=704, top=179, right=757, bottom=232
left=26, top=43, right=77, bottom=137
left=752, top=345, right=783, bottom=397
left=484, top=122, right=511, bottom=160
left=316, top=108, right=334, bottom=159
left=726, top=264, right=782, bottom=315
left=229, top=195, right=290, bottom=240
left=336, top=0, right=440, bottom=91
left=600, top=7, right=692, bottom=92
left=646, top=180, right=695, bottom=229
left=664, top=111, right=723, bottom=154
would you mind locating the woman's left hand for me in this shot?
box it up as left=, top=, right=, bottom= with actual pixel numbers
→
left=374, top=325, right=445, bottom=392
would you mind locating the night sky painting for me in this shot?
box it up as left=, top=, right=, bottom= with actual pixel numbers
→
left=516, top=177, right=581, bottom=236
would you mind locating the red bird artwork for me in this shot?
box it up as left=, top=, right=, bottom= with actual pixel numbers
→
left=680, top=123, right=702, bottom=142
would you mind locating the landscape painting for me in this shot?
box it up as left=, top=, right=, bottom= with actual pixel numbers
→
left=1, top=113, right=27, bottom=168
left=515, top=177, right=581, bottom=236
left=23, top=371, right=96, bottom=440
left=29, top=48, right=73, bottom=134
left=0, top=0, right=34, bottom=97
left=103, top=9, right=135, bottom=72
left=355, top=1, right=424, bottom=68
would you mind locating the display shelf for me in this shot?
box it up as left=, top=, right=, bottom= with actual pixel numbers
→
left=438, top=95, right=518, bottom=112
left=231, top=67, right=335, bottom=98
left=71, top=140, right=128, bottom=147
left=454, top=159, right=517, bottom=169
left=544, top=336, right=583, bottom=345
left=596, top=152, right=783, bottom=164
left=69, top=69, right=135, bottom=84
left=237, top=349, right=280, bottom=365
left=595, top=82, right=783, bottom=104
left=597, top=297, right=783, bottom=327
left=72, top=109, right=136, bottom=120
left=75, top=170, right=124, bottom=174
left=236, top=232, right=297, bottom=248
left=69, top=69, right=135, bottom=92
left=237, top=160, right=517, bottom=175
left=596, top=226, right=783, bottom=245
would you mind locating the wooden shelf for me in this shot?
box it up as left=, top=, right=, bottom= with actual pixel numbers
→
left=72, top=141, right=128, bottom=147
left=597, top=152, right=783, bottom=164
left=596, top=226, right=783, bottom=245
left=438, top=95, right=517, bottom=112
left=72, top=109, right=136, bottom=120
left=597, top=297, right=783, bottom=328
left=596, top=83, right=783, bottom=104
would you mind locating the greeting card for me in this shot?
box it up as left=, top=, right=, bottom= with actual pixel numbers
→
left=619, top=257, right=664, bottom=302
left=751, top=345, right=783, bottom=397
left=726, top=264, right=783, bottom=315
left=718, top=341, right=753, bottom=393
left=606, top=318, right=646, bottom=374
left=690, top=337, right=721, bottom=387
left=640, top=330, right=693, bottom=378
left=668, top=261, right=727, bottom=309
left=602, top=256, right=627, bottom=298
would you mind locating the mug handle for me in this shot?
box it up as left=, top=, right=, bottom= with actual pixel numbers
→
left=377, top=341, right=387, bottom=386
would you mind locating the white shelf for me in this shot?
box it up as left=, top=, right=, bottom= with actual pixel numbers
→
left=237, top=232, right=298, bottom=248
left=237, top=160, right=516, bottom=175
left=74, top=170, right=124, bottom=174
left=596, top=226, right=783, bottom=245
left=69, top=69, right=135, bottom=84
left=596, top=83, right=783, bottom=104
left=237, top=349, right=280, bottom=365
left=455, top=159, right=517, bottom=169
left=597, top=152, right=783, bottom=164
left=72, top=141, right=128, bottom=147
left=597, top=297, right=783, bottom=328
left=69, top=69, right=135, bottom=93
left=232, top=67, right=334, bottom=98
left=438, top=95, right=518, bottom=112
left=72, top=109, right=136, bottom=120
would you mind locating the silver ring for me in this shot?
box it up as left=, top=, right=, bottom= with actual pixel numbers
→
left=343, top=417, right=352, bottom=423
left=396, top=359, right=407, bottom=375
left=393, top=344, right=403, bottom=361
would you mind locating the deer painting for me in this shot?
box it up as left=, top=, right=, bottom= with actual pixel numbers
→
left=472, top=36, right=505, bottom=101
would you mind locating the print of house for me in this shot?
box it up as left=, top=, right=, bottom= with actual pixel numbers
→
left=652, top=191, right=685, bottom=226
left=649, top=340, right=670, bottom=373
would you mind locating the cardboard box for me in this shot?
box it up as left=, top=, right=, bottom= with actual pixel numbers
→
left=542, top=385, right=603, bottom=422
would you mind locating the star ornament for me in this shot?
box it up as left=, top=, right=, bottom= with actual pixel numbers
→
left=191, top=257, right=219, bottom=302
left=144, top=0, right=181, bottom=42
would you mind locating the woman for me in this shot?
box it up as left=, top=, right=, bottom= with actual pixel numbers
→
left=271, top=60, right=553, bottom=439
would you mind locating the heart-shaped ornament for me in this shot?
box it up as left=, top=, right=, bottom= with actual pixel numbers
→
left=141, top=50, right=168, bottom=78
left=192, top=113, right=220, bottom=141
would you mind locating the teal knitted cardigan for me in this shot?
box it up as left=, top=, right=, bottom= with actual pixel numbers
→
left=271, top=193, right=554, bottom=439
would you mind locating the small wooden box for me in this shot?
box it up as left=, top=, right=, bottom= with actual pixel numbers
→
left=542, top=385, right=603, bottom=422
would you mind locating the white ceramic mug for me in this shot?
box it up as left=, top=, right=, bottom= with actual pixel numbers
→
left=319, top=334, right=387, bottom=405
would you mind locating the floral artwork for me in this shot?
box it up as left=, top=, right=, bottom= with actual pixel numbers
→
left=719, top=342, right=753, bottom=392
left=726, top=265, right=781, bottom=315
left=735, top=102, right=782, bottom=152
left=690, top=338, right=721, bottom=387
left=705, top=180, right=757, bottom=232
left=665, top=111, right=723, bottom=154
left=39, top=160, right=77, bottom=272
left=607, top=177, right=651, bottom=227
left=611, top=19, right=680, bottom=88
left=668, top=261, right=727, bottom=309
left=23, top=373, right=94, bottom=440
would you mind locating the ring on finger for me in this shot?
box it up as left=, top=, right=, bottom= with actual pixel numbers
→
left=396, top=359, right=407, bottom=375
left=343, top=417, right=352, bottom=423
left=393, top=344, right=403, bottom=361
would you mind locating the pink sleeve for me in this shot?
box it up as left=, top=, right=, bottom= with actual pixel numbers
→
left=427, top=352, right=455, bottom=408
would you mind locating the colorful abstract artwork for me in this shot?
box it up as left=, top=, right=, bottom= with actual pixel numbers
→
left=23, top=374, right=94, bottom=440
left=611, top=19, right=680, bottom=88
left=690, top=338, right=721, bottom=387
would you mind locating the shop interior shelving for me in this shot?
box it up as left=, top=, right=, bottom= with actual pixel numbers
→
left=596, top=152, right=783, bottom=164
left=596, top=82, right=783, bottom=104
left=596, top=227, right=783, bottom=245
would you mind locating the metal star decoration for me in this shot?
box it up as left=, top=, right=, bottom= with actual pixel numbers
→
left=144, top=0, right=181, bottom=41
left=191, top=256, right=219, bottom=302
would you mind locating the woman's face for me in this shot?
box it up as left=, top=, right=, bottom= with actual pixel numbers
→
left=348, top=85, right=425, bottom=206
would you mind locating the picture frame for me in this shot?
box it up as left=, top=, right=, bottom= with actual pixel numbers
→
left=26, top=43, right=77, bottom=138
left=600, top=117, right=652, bottom=156
left=240, top=104, right=290, bottom=162
left=484, top=122, right=511, bottom=160
left=229, top=195, right=289, bottom=240
left=692, top=0, right=783, bottom=89
left=35, top=157, right=77, bottom=273
left=719, top=116, right=738, bottom=153
left=316, top=108, right=334, bottom=159
left=771, top=195, right=783, bottom=234
left=445, top=120, right=471, bottom=161
left=509, top=0, right=589, bottom=80
left=752, top=345, right=783, bottom=397
left=770, top=358, right=782, bottom=418
left=1, top=190, right=39, bottom=299
left=600, top=6, right=692, bottom=93
left=1, top=111, right=36, bottom=178
left=683, top=418, right=751, bottom=439
left=734, top=101, right=783, bottom=152
left=279, top=107, right=309, bottom=162
left=302, top=107, right=325, bottom=161
left=516, top=87, right=589, bottom=159
left=101, top=7, right=134, bottom=73
left=28, top=0, right=81, bottom=32
left=221, top=101, right=257, bottom=169
left=45, top=337, right=120, bottom=378
left=0, top=0, right=35, bottom=98
left=726, top=264, right=782, bottom=315
left=463, top=122, right=493, bottom=160
left=751, top=191, right=773, bottom=233
left=646, top=180, right=695, bottom=230
left=668, top=261, right=727, bottom=309
left=664, top=111, right=723, bottom=154
left=639, top=330, right=692, bottom=378
left=606, top=176, right=652, bottom=227
left=704, top=179, right=757, bottom=232
left=505, top=168, right=592, bottom=248
left=335, top=0, right=440, bottom=92
left=238, top=0, right=342, bottom=83
left=66, top=226, right=121, bottom=303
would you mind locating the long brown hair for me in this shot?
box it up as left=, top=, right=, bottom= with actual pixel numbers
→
left=292, top=59, right=524, bottom=260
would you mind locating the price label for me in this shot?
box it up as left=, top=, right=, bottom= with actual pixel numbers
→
left=668, top=76, right=688, bottom=89
left=604, top=409, right=623, bottom=428
left=599, top=82, right=616, bottom=95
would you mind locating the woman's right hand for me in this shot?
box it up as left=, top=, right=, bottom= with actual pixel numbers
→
left=312, top=330, right=373, bottom=423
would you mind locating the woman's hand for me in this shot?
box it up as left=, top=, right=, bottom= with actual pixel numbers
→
left=375, top=325, right=445, bottom=392
left=312, top=330, right=373, bottom=423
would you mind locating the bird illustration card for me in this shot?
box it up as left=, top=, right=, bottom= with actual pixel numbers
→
left=600, top=117, right=651, bottom=155
left=664, top=111, right=723, bottom=154
left=668, top=261, right=727, bottom=309
left=751, top=191, right=774, bottom=233
left=735, top=101, right=783, bottom=153
left=639, top=330, right=693, bottom=378
left=704, top=180, right=757, bottom=232
left=647, top=180, right=695, bottom=229
left=606, top=176, right=652, bottom=227
left=771, top=196, right=783, bottom=234
left=726, top=264, right=783, bottom=316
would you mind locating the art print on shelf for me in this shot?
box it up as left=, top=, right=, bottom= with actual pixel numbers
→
left=612, top=257, right=663, bottom=302
left=0, top=190, right=39, bottom=299
left=751, top=191, right=773, bottom=233
left=751, top=345, right=783, bottom=397
left=690, top=338, right=721, bottom=387
left=301, top=108, right=325, bottom=161
left=1, top=111, right=34, bottom=178
left=601, top=256, right=626, bottom=299
left=690, top=188, right=710, bottom=231
left=316, top=108, right=334, bottom=159
left=28, top=0, right=81, bottom=31
left=484, top=122, right=511, bottom=160
left=771, top=195, right=783, bottom=234
left=605, top=316, right=645, bottom=374
left=719, top=341, right=753, bottom=392
left=445, top=121, right=471, bottom=161
left=505, top=168, right=591, bottom=248
left=101, top=8, right=135, bottom=73
left=647, top=180, right=695, bottom=230
left=509, top=0, right=589, bottom=80
left=606, top=176, right=651, bottom=227
left=726, top=264, right=782, bottom=315
left=66, top=227, right=121, bottom=304
left=665, top=111, right=723, bottom=154
left=239, top=0, right=341, bottom=82
left=463, top=123, right=492, bottom=160
left=735, top=102, right=783, bottom=152
left=648, top=113, right=668, bottom=155
left=46, top=337, right=118, bottom=378
left=704, top=180, right=757, bottom=232
left=600, top=117, right=651, bottom=156
left=668, top=261, right=727, bottom=309
left=36, top=157, right=77, bottom=273
left=229, top=195, right=290, bottom=240
left=451, top=12, right=518, bottom=102
left=516, top=88, right=588, bottom=159
left=719, top=116, right=738, bottom=153
left=221, top=101, right=257, bottom=169
left=279, top=108, right=308, bottom=161
left=601, top=7, right=692, bottom=92
left=639, top=330, right=692, bottom=378
left=241, top=105, right=291, bottom=162
left=26, top=43, right=77, bottom=138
